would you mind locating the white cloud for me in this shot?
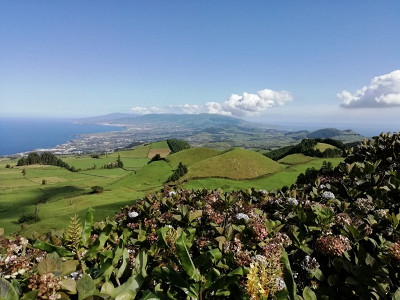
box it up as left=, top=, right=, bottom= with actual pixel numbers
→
left=206, top=88, right=293, bottom=116
left=338, top=70, right=400, bottom=108
left=131, top=106, right=163, bottom=114
left=130, top=88, right=293, bottom=116
left=166, top=104, right=203, bottom=114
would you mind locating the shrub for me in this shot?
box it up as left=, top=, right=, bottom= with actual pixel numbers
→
left=16, top=213, right=40, bottom=224
left=91, top=186, right=104, bottom=193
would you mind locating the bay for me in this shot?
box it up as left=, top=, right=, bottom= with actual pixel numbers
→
left=0, top=118, right=123, bottom=156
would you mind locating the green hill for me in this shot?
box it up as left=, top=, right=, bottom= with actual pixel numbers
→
left=278, top=153, right=315, bottom=165
left=313, top=142, right=337, bottom=152
left=185, top=148, right=285, bottom=180
left=166, top=147, right=221, bottom=167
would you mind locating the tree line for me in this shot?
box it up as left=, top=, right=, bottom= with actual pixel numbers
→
left=16, top=152, right=79, bottom=172
left=166, top=139, right=191, bottom=153
left=265, top=138, right=345, bottom=161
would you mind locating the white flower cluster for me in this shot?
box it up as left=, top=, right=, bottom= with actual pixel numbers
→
left=168, top=191, right=176, bottom=197
left=253, top=254, right=266, bottom=263
left=235, top=213, right=250, bottom=221
left=259, top=189, right=268, bottom=195
left=375, top=209, right=387, bottom=219
left=287, top=198, right=298, bottom=206
left=128, top=211, right=139, bottom=219
left=301, top=255, right=320, bottom=272
left=322, top=191, right=335, bottom=200
left=275, top=277, right=286, bottom=290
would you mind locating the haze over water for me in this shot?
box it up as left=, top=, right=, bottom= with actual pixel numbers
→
left=0, top=118, right=122, bottom=156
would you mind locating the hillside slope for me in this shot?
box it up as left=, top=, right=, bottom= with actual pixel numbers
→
left=184, top=148, right=285, bottom=180
left=166, top=147, right=221, bottom=167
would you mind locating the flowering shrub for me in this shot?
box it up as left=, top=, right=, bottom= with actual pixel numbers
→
left=2, top=133, right=400, bottom=299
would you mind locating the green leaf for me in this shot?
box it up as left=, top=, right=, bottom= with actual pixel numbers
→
left=61, top=278, right=77, bottom=294
left=114, top=274, right=145, bottom=298
left=303, top=286, right=317, bottom=300
left=116, top=248, right=130, bottom=279
left=84, top=224, right=113, bottom=259
left=153, top=267, right=198, bottom=298
left=134, top=250, right=148, bottom=277
left=33, top=240, right=74, bottom=257
left=194, top=248, right=222, bottom=267
left=77, top=274, right=97, bottom=300
left=392, top=287, right=400, bottom=300
left=0, top=278, right=18, bottom=300
left=176, top=232, right=201, bottom=281
left=115, top=291, right=136, bottom=300
left=188, top=210, right=202, bottom=223
left=37, top=255, right=58, bottom=275
left=61, top=260, right=79, bottom=276
left=139, top=291, right=160, bottom=300
left=20, top=290, right=39, bottom=300
left=281, top=248, right=297, bottom=300
left=100, top=282, right=115, bottom=297
left=81, top=208, right=94, bottom=247
left=112, top=236, right=125, bottom=268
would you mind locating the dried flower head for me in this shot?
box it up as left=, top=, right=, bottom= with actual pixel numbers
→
left=316, top=235, right=351, bottom=256
left=389, top=241, right=400, bottom=264
left=354, top=198, right=375, bottom=213
left=335, top=213, right=352, bottom=226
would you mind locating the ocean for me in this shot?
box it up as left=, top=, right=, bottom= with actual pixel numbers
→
left=0, top=118, right=123, bottom=156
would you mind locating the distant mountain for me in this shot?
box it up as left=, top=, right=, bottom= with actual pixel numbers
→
left=67, top=113, right=365, bottom=153
left=76, top=113, right=138, bottom=123
left=77, top=113, right=274, bottom=130
left=307, top=128, right=362, bottom=140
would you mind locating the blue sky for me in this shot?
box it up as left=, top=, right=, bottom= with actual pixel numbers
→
left=1, top=1, right=399, bottom=130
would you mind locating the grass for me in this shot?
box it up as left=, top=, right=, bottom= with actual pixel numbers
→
left=278, top=153, right=315, bottom=165
left=182, top=157, right=343, bottom=191
left=148, top=149, right=171, bottom=159
left=166, top=147, right=221, bottom=167
left=109, top=144, right=151, bottom=158
left=313, top=142, right=337, bottom=152
left=150, top=140, right=170, bottom=149
left=184, top=148, right=285, bottom=180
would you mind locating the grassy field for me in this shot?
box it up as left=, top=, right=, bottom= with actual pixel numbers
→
left=0, top=141, right=344, bottom=236
left=166, top=147, right=221, bottom=167
left=182, top=157, right=343, bottom=191
left=278, top=153, right=315, bottom=165
left=184, top=148, right=284, bottom=180
left=313, top=142, right=337, bottom=152
left=147, top=140, right=171, bottom=158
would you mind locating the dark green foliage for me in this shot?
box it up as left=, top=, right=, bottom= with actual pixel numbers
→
left=167, top=139, right=191, bottom=153
left=102, top=155, right=124, bottom=169
left=5, top=164, right=11, bottom=168
left=266, top=138, right=345, bottom=161
left=148, top=153, right=165, bottom=164
left=296, top=161, right=334, bottom=185
left=90, top=186, right=104, bottom=193
left=16, top=213, right=40, bottom=224
left=16, top=152, right=79, bottom=172
left=117, top=154, right=123, bottom=168
left=296, top=167, right=318, bottom=185
left=167, top=162, right=188, bottom=182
